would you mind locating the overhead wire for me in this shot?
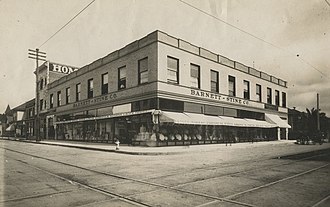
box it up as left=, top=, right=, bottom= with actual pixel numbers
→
left=39, top=0, right=96, bottom=48
left=177, top=0, right=329, bottom=79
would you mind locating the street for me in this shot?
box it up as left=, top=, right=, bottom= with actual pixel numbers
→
left=1, top=140, right=330, bottom=207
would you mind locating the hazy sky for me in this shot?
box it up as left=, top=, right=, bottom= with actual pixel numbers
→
left=0, top=0, right=329, bottom=115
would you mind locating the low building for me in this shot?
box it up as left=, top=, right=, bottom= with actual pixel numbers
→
left=46, top=30, right=290, bottom=146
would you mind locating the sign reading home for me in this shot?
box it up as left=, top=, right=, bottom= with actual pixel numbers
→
left=190, top=89, right=249, bottom=106
left=73, top=93, right=117, bottom=108
left=49, top=63, right=78, bottom=75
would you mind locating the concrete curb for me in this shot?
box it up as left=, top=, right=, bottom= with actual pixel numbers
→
left=0, top=137, right=182, bottom=156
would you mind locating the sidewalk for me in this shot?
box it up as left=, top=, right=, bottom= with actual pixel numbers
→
left=1, top=137, right=297, bottom=155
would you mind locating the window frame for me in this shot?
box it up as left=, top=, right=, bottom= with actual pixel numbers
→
left=50, top=94, right=54, bottom=109
left=57, top=91, right=61, bottom=106
left=87, top=78, right=94, bottom=98
left=66, top=87, right=70, bottom=104
left=190, top=63, right=200, bottom=89
left=76, top=83, right=81, bottom=101
left=167, top=56, right=179, bottom=84
left=210, top=70, right=219, bottom=93
left=118, top=66, right=126, bottom=90
left=243, top=80, right=250, bottom=99
left=267, top=87, right=272, bottom=104
left=256, top=84, right=262, bottom=102
left=101, top=73, right=108, bottom=95
left=275, top=90, right=280, bottom=106
left=282, top=92, right=287, bottom=107
left=138, top=57, right=148, bottom=85
left=228, top=75, right=236, bottom=96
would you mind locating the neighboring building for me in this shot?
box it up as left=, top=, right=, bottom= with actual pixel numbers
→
left=0, top=114, right=6, bottom=136
left=46, top=30, right=290, bottom=146
left=35, top=61, right=79, bottom=139
left=24, top=98, right=36, bottom=139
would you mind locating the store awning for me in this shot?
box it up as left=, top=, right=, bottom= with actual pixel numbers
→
left=159, top=111, right=276, bottom=128
left=265, top=113, right=291, bottom=128
left=6, top=124, right=15, bottom=131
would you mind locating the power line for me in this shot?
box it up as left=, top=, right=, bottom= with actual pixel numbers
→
left=39, top=0, right=96, bottom=48
left=177, top=0, right=329, bottom=79
left=325, top=0, right=330, bottom=7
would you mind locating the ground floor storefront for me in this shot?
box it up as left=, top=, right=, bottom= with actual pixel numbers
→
left=49, top=110, right=289, bottom=147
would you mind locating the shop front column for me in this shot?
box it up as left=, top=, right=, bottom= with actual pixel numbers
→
left=285, top=128, right=288, bottom=140
left=277, top=127, right=281, bottom=140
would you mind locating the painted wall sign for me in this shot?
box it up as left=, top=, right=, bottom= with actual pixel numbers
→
left=49, top=63, right=78, bottom=74
left=190, top=89, right=249, bottom=106
left=73, top=93, right=117, bottom=108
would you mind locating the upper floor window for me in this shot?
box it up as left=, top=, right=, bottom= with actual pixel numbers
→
left=138, top=57, right=148, bottom=84
left=44, top=78, right=47, bottom=86
left=40, top=99, right=43, bottom=110
left=50, top=94, right=54, bottom=108
left=256, top=84, right=262, bottom=102
left=57, top=91, right=61, bottom=106
left=66, top=87, right=70, bottom=104
left=210, top=70, right=219, bottom=93
left=190, top=64, right=200, bottom=88
left=76, top=83, right=81, bottom=101
left=267, top=87, right=272, bottom=104
left=243, top=80, right=250, bottom=99
left=228, top=76, right=236, bottom=96
left=167, top=56, right=179, bottom=84
left=87, top=79, right=93, bottom=98
left=101, top=73, right=108, bottom=95
left=118, top=66, right=126, bottom=90
left=275, top=90, right=280, bottom=106
left=40, top=79, right=44, bottom=90
left=282, top=92, right=287, bottom=107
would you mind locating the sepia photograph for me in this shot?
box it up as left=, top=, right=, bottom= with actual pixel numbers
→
left=0, top=0, right=329, bottom=206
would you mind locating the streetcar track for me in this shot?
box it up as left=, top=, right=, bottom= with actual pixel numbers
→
left=3, top=146, right=330, bottom=207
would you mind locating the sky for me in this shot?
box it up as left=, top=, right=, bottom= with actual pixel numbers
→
left=0, top=0, right=329, bottom=115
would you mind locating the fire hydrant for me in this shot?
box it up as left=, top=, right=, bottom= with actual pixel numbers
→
left=115, top=139, right=120, bottom=150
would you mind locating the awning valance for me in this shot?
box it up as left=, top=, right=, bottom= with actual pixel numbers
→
left=265, top=113, right=291, bottom=128
left=159, top=111, right=275, bottom=128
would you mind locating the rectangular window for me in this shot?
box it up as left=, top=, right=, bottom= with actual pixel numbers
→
left=40, top=79, right=43, bottom=90
left=57, top=91, right=61, bottom=106
left=40, top=99, right=43, bottom=110
left=190, top=64, right=200, bottom=88
left=275, top=90, right=280, bottom=106
left=282, top=92, right=287, bottom=107
left=50, top=94, right=54, bottom=108
left=167, top=56, right=179, bottom=84
left=66, top=87, right=70, bottom=104
left=118, top=66, right=126, bottom=90
left=210, top=70, right=219, bottom=93
left=138, top=57, right=148, bottom=84
left=88, top=78, right=93, bottom=98
left=101, top=73, right=108, bottom=95
left=228, top=76, right=236, bottom=96
left=256, top=84, right=262, bottom=102
left=76, top=83, right=81, bottom=101
left=243, top=80, right=250, bottom=99
left=267, top=87, right=272, bottom=104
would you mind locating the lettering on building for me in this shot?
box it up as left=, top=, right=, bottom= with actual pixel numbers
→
left=50, top=63, right=78, bottom=74
left=191, top=89, right=249, bottom=105
left=73, top=93, right=117, bottom=108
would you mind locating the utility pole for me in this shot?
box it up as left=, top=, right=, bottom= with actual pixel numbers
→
left=28, top=48, right=46, bottom=141
left=317, top=93, right=320, bottom=131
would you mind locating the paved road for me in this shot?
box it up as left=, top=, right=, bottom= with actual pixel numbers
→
left=1, top=140, right=330, bottom=207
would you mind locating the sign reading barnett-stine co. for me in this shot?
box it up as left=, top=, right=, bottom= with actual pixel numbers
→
left=73, top=93, right=117, bottom=108
left=49, top=63, right=78, bottom=74
left=191, top=89, right=249, bottom=106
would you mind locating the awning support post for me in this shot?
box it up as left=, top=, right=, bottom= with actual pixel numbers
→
left=277, top=128, right=280, bottom=140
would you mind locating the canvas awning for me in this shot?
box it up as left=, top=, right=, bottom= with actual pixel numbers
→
left=159, top=111, right=276, bottom=128
left=6, top=124, right=15, bottom=131
left=265, top=113, right=291, bottom=128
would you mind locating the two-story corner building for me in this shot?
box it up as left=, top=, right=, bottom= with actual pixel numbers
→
left=46, top=30, right=290, bottom=146
left=35, top=61, right=79, bottom=139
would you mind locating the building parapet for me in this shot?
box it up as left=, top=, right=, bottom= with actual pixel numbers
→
left=48, top=30, right=287, bottom=89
